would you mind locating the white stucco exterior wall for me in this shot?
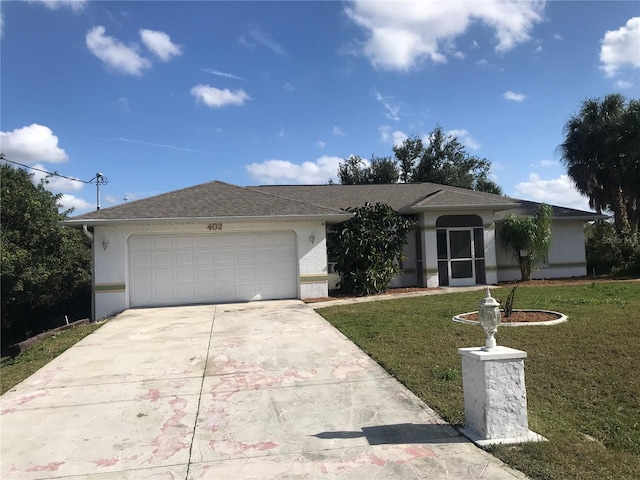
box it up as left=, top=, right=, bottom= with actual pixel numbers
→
left=495, top=220, right=588, bottom=282
left=90, top=220, right=328, bottom=319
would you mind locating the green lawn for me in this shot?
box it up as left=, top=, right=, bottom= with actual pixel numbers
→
left=317, top=281, right=640, bottom=480
left=1, top=322, right=103, bottom=395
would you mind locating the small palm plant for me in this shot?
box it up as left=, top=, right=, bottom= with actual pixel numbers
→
left=500, top=203, right=553, bottom=281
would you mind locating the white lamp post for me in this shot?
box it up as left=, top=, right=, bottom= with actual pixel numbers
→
left=478, top=287, right=501, bottom=350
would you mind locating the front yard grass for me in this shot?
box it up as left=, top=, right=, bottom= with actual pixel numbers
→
left=1, top=322, right=103, bottom=395
left=317, top=281, right=640, bottom=480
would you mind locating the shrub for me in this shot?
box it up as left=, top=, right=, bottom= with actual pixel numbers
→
left=328, top=202, right=414, bottom=296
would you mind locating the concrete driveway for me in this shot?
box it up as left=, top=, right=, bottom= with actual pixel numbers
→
left=1, top=301, right=528, bottom=479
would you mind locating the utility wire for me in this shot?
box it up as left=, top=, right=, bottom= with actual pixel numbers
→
left=1, top=153, right=106, bottom=185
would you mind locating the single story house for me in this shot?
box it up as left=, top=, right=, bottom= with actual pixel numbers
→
left=63, top=181, right=603, bottom=320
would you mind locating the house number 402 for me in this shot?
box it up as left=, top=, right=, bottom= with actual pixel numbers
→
left=207, top=223, right=223, bottom=231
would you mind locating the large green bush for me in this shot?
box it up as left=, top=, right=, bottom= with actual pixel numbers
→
left=586, top=220, right=640, bottom=276
left=328, top=202, right=414, bottom=296
left=1, top=165, right=91, bottom=351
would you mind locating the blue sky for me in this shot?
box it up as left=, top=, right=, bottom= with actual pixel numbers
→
left=1, top=0, right=639, bottom=214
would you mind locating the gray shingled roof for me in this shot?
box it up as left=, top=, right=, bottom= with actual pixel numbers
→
left=495, top=198, right=606, bottom=221
left=65, top=181, right=349, bottom=223
left=251, top=184, right=603, bottom=220
left=250, top=183, right=519, bottom=213
left=65, top=180, right=604, bottom=224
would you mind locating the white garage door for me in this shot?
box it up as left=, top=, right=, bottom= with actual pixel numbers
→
left=128, top=231, right=298, bottom=307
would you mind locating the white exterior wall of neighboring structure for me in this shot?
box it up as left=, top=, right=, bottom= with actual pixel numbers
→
left=90, top=220, right=328, bottom=320
left=495, top=220, right=588, bottom=282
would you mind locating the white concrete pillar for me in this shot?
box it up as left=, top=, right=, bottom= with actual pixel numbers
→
left=483, top=222, right=498, bottom=285
left=458, top=346, right=545, bottom=445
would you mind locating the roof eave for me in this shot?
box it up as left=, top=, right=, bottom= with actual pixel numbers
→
left=62, top=213, right=353, bottom=227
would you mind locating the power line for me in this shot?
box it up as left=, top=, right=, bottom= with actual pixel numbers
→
left=1, top=153, right=110, bottom=211
left=1, top=153, right=105, bottom=185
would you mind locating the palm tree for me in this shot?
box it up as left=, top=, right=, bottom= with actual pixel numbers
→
left=559, top=94, right=639, bottom=235
left=500, top=204, right=553, bottom=281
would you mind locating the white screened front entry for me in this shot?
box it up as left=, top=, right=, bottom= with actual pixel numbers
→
left=128, top=231, right=298, bottom=307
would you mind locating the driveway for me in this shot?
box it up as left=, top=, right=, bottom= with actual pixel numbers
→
left=1, top=301, right=528, bottom=479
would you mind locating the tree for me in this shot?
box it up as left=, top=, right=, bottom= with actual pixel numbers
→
left=402, top=127, right=501, bottom=193
left=337, top=155, right=399, bottom=184
left=559, top=94, right=640, bottom=236
left=1, top=164, right=91, bottom=348
left=585, top=220, right=640, bottom=276
left=499, top=203, right=552, bottom=281
left=336, top=127, right=503, bottom=194
left=328, top=203, right=414, bottom=296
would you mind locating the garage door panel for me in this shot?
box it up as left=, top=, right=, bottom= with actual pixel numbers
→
left=153, top=270, right=173, bottom=283
left=175, top=236, right=193, bottom=248
left=129, top=231, right=297, bottom=308
left=196, top=269, right=214, bottom=282
left=153, top=236, right=173, bottom=249
left=130, top=236, right=151, bottom=250
left=215, top=285, right=236, bottom=299
left=236, top=265, right=255, bottom=279
left=196, top=251, right=214, bottom=264
left=216, top=266, right=236, bottom=281
left=131, top=253, right=152, bottom=268
left=194, top=235, right=215, bottom=248
left=175, top=252, right=193, bottom=266
left=175, top=270, right=193, bottom=282
left=154, top=253, right=172, bottom=266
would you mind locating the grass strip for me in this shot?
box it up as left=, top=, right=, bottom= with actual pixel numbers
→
left=1, top=322, right=103, bottom=395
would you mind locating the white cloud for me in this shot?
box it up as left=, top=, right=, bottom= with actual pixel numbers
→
left=115, top=97, right=130, bottom=113
left=31, top=163, right=83, bottom=191
left=600, top=17, right=640, bottom=77
left=503, top=90, right=526, bottom=102
left=332, top=126, right=345, bottom=136
left=277, top=128, right=286, bottom=138
left=139, top=29, right=182, bottom=61
left=553, top=33, right=564, bottom=41
left=238, top=35, right=256, bottom=50
left=379, top=126, right=408, bottom=147
left=246, top=156, right=343, bottom=185
left=374, top=90, right=400, bottom=121
left=283, top=82, right=295, bottom=92
left=615, top=79, right=634, bottom=89
left=446, top=129, right=480, bottom=150
left=316, top=140, right=326, bottom=149
left=344, top=0, right=545, bottom=71
left=514, top=173, right=592, bottom=211
left=204, top=69, right=246, bottom=81
left=191, top=84, right=250, bottom=108
left=0, top=124, right=68, bottom=164
left=59, top=194, right=93, bottom=213
left=243, top=30, right=288, bottom=58
left=29, top=0, right=87, bottom=12
left=86, top=26, right=151, bottom=76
